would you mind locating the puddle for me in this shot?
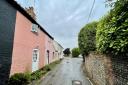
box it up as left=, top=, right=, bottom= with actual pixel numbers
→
left=66, top=61, right=69, bottom=63
left=72, top=80, right=82, bottom=85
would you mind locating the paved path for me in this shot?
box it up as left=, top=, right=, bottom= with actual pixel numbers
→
left=40, top=58, right=91, bottom=85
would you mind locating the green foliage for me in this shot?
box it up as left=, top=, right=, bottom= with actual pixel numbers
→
left=43, top=65, right=51, bottom=71
left=8, top=60, right=61, bottom=84
left=8, top=73, right=31, bottom=85
left=78, top=21, right=98, bottom=55
left=31, top=60, right=60, bottom=81
left=96, top=0, right=128, bottom=56
left=72, top=48, right=80, bottom=57
left=31, top=70, right=47, bottom=80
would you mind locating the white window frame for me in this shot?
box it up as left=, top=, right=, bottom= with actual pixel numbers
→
left=32, top=49, right=39, bottom=62
left=31, top=24, right=38, bottom=33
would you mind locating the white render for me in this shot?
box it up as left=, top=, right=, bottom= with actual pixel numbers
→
left=53, top=40, right=64, bottom=61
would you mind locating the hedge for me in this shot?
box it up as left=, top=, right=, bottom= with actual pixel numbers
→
left=96, top=0, right=128, bottom=56
left=72, top=48, right=80, bottom=57
left=78, top=21, right=98, bottom=55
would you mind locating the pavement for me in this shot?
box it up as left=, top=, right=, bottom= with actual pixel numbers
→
left=39, top=57, right=91, bottom=85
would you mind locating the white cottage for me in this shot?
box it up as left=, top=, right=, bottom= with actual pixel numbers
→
left=53, top=40, right=64, bottom=61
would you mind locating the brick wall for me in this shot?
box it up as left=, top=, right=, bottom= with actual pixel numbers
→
left=85, top=52, right=128, bottom=85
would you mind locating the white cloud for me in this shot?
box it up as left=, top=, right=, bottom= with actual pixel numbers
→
left=16, top=0, right=109, bottom=49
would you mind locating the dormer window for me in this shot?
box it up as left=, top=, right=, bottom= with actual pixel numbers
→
left=31, top=24, right=38, bottom=33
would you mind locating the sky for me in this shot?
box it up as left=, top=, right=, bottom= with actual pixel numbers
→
left=16, top=0, right=110, bottom=49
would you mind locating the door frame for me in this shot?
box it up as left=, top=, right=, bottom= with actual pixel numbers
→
left=32, top=49, right=39, bottom=72
left=47, top=50, right=50, bottom=64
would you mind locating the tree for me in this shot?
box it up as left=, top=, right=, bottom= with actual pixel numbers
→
left=71, top=48, right=80, bottom=57
left=63, top=48, right=71, bottom=56
left=78, top=21, right=98, bottom=56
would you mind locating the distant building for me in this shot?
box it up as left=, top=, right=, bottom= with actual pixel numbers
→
left=0, top=0, right=62, bottom=85
left=53, top=40, right=64, bottom=61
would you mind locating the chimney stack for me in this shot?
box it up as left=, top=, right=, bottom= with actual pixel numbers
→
left=25, top=7, right=36, bottom=20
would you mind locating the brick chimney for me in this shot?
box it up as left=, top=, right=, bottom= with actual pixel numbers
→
left=25, top=7, right=36, bottom=20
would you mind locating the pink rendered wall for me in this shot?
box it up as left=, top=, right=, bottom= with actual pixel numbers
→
left=44, top=35, right=55, bottom=65
left=10, top=11, right=45, bottom=75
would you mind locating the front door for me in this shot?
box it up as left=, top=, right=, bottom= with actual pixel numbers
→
left=32, top=49, right=39, bottom=72
left=46, top=50, right=50, bottom=64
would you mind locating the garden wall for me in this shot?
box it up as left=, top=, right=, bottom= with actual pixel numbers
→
left=111, top=56, right=128, bottom=85
left=84, top=52, right=128, bottom=85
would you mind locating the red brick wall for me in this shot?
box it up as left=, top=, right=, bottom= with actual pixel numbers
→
left=10, top=11, right=45, bottom=75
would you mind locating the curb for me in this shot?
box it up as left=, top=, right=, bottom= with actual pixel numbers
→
left=86, top=77, right=94, bottom=85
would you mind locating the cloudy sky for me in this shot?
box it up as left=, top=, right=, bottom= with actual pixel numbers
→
left=16, top=0, right=109, bottom=49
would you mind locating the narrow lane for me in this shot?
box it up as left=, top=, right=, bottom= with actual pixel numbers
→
left=40, top=57, right=91, bottom=85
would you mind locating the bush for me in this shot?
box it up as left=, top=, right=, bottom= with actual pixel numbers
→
left=78, top=21, right=98, bottom=56
left=31, top=60, right=59, bottom=81
left=96, top=0, right=128, bottom=56
left=8, top=73, right=31, bottom=85
left=72, top=48, right=80, bottom=57
left=31, top=65, right=51, bottom=80
left=8, top=60, right=61, bottom=85
left=31, top=70, right=46, bottom=80
left=43, top=65, right=51, bottom=71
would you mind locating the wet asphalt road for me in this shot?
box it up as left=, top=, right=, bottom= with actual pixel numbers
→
left=40, top=57, right=91, bottom=85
